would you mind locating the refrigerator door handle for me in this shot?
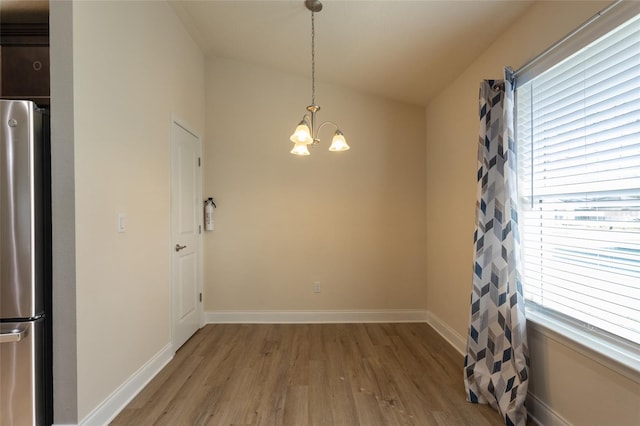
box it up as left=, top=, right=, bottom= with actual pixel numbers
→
left=0, top=327, right=28, bottom=343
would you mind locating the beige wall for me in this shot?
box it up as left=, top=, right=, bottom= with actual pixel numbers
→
left=425, top=1, right=639, bottom=424
left=71, top=1, right=204, bottom=420
left=203, top=57, right=427, bottom=312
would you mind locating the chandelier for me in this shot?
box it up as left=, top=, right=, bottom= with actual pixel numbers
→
left=289, top=0, right=350, bottom=156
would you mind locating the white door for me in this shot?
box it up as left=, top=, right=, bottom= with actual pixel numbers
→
left=171, top=118, right=202, bottom=352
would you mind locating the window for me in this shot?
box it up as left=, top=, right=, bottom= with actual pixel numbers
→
left=515, top=12, right=640, bottom=357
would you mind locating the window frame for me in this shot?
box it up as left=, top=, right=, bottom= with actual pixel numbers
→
left=512, top=1, right=640, bottom=384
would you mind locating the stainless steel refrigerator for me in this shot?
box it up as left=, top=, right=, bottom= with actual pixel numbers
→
left=0, top=99, right=52, bottom=426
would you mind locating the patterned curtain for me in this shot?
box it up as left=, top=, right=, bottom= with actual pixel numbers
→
left=464, top=70, right=530, bottom=426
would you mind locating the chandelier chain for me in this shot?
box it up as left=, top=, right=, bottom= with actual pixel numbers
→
left=311, top=10, right=315, bottom=105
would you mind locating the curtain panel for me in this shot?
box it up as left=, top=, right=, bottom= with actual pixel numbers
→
left=464, top=74, right=530, bottom=426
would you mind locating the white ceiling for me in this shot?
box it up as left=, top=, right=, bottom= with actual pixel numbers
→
left=170, top=0, right=534, bottom=107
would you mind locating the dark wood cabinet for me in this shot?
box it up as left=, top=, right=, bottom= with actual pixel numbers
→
left=1, top=44, right=49, bottom=105
left=1, top=9, right=50, bottom=107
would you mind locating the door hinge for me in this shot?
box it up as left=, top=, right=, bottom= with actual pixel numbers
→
left=199, top=292, right=202, bottom=302
left=199, top=225, right=202, bottom=234
left=198, top=157, right=201, bottom=167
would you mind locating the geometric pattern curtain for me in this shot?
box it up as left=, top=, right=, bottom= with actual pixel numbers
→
left=464, top=70, right=530, bottom=426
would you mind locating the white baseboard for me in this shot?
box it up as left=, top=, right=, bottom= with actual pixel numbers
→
left=78, top=343, right=174, bottom=426
left=526, top=392, right=570, bottom=426
left=204, top=309, right=428, bottom=324
left=425, top=310, right=467, bottom=355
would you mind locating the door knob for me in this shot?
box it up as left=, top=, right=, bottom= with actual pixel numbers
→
left=175, top=244, right=187, bottom=252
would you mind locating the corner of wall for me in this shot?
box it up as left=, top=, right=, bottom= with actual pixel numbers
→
left=49, top=0, right=78, bottom=424
left=425, top=311, right=466, bottom=355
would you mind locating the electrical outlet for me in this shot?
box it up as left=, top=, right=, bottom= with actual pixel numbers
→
left=313, top=281, right=321, bottom=293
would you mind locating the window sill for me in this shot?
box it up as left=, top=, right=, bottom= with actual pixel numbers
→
left=525, top=307, right=640, bottom=384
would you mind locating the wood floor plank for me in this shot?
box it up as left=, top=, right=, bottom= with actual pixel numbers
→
left=308, top=359, right=336, bottom=426
left=111, top=323, right=512, bottom=426
left=282, top=385, right=308, bottom=426
left=287, top=325, right=310, bottom=387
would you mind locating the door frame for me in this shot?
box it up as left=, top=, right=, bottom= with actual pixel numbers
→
left=170, top=114, right=203, bottom=352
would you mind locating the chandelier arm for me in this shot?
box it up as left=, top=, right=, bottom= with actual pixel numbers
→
left=304, top=113, right=315, bottom=143
left=310, top=111, right=318, bottom=144
left=316, top=120, right=340, bottom=135
left=305, top=107, right=317, bottom=143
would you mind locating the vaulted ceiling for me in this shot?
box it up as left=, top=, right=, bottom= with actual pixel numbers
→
left=170, top=0, right=534, bottom=106
left=0, top=0, right=536, bottom=106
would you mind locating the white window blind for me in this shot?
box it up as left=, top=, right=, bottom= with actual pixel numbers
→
left=515, top=13, right=640, bottom=346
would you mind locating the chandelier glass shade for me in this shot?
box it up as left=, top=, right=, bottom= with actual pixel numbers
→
left=289, top=0, right=349, bottom=156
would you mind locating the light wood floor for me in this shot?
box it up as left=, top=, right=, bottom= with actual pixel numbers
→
left=111, top=323, right=505, bottom=426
